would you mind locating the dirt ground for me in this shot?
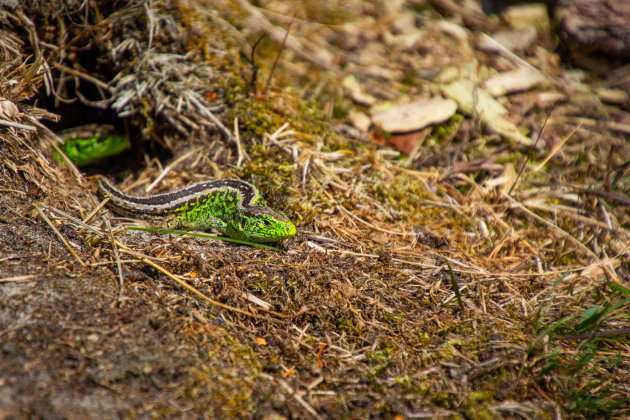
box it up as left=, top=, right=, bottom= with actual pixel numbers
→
left=1, top=0, right=629, bottom=418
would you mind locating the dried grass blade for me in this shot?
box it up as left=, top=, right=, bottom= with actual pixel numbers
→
left=502, top=192, right=597, bottom=259
left=105, top=219, right=125, bottom=300
left=444, top=259, right=465, bottom=311
left=34, top=204, right=86, bottom=267
left=115, top=240, right=272, bottom=321
left=0, top=275, right=37, bottom=283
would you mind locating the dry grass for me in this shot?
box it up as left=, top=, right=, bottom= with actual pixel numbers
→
left=1, top=0, right=629, bottom=418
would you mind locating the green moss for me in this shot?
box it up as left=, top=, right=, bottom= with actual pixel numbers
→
left=332, top=99, right=350, bottom=119
left=431, top=114, right=464, bottom=144
left=431, top=391, right=458, bottom=410
left=401, top=70, right=417, bottom=86
left=249, top=273, right=268, bottom=293
left=162, top=334, right=262, bottom=417
left=370, top=362, right=390, bottom=377
left=226, top=94, right=287, bottom=139
left=461, top=391, right=495, bottom=420
left=331, top=312, right=357, bottom=334
left=370, top=174, right=441, bottom=224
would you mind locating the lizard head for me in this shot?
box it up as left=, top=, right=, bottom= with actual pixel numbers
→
left=228, top=206, right=296, bottom=243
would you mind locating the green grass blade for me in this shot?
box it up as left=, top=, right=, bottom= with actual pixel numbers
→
left=125, top=226, right=282, bottom=251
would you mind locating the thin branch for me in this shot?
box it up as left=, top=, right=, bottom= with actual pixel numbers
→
left=263, top=15, right=294, bottom=94
left=35, top=204, right=86, bottom=267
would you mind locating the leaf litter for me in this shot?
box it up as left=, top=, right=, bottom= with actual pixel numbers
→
left=0, top=0, right=629, bottom=418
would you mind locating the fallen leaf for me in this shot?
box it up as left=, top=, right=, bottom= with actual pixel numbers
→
left=478, top=26, right=538, bottom=53
left=483, top=68, right=547, bottom=96
left=387, top=128, right=430, bottom=155
left=348, top=109, right=371, bottom=132
left=441, top=79, right=532, bottom=145
left=371, top=97, right=457, bottom=133
left=343, top=75, right=377, bottom=106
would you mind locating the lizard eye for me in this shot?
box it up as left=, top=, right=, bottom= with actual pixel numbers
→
left=261, top=219, right=271, bottom=227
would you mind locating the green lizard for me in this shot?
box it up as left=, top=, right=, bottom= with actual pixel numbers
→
left=98, top=177, right=296, bottom=243
left=56, top=125, right=129, bottom=167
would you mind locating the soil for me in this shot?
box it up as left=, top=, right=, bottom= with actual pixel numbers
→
left=1, top=0, right=629, bottom=418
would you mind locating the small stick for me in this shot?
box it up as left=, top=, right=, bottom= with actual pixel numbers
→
left=508, top=103, right=557, bottom=196
left=261, top=373, right=323, bottom=420
left=111, top=241, right=273, bottom=320
left=56, top=64, right=113, bottom=92
left=503, top=192, right=600, bottom=260
left=135, top=250, right=271, bottom=321
left=187, top=91, right=237, bottom=144
left=45, top=204, right=298, bottom=320
left=248, top=34, right=265, bottom=93
left=0, top=275, right=37, bottom=283
left=105, top=219, right=125, bottom=301
left=263, top=15, right=294, bottom=95
left=84, top=197, right=109, bottom=224
left=0, top=119, right=36, bottom=131
left=233, top=117, right=249, bottom=167
left=337, top=204, right=419, bottom=237
left=35, top=204, right=86, bottom=267
left=146, top=147, right=202, bottom=193
left=559, top=327, right=630, bottom=341
left=444, top=259, right=465, bottom=312
left=531, top=122, right=582, bottom=173
left=480, top=33, right=541, bottom=74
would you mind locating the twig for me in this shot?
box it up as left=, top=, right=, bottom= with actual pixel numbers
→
left=559, top=327, right=630, bottom=341
left=310, top=176, right=418, bottom=237
left=480, top=33, right=542, bottom=74
left=0, top=275, right=37, bottom=283
left=146, top=147, right=202, bottom=193
left=337, top=204, right=419, bottom=237
left=531, top=122, right=582, bottom=173
left=56, top=64, right=113, bottom=92
left=234, top=0, right=341, bottom=75
left=83, top=196, right=110, bottom=224
left=105, top=219, right=125, bottom=301
left=444, top=259, right=465, bottom=311
left=127, top=247, right=272, bottom=321
left=502, top=192, right=600, bottom=260
left=508, top=102, right=557, bottom=195
left=144, top=0, right=157, bottom=50
left=46, top=137, right=84, bottom=184
left=0, top=119, right=36, bottom=131
left=43, top=205, right=300, bottom=320
left=233, top=117, right=250, bottom=167
left=261, top=373, right=323, bottom=420
left=34, top=205, right=86, bottom=267
left=186, top=90, right=237, bottom=143
left=248, top=34, right=265, bottom=93
left=263, top=15, right=294, bottom=94
left=523, top=199, right=630, bottom=237
left=316, top=245, right=589, bottom=279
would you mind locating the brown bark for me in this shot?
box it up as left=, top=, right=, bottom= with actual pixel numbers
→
left=560, top=0, right=630, bottom=57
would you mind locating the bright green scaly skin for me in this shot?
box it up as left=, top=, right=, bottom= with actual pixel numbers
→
left=56, top=125, right=130, bottom=167
left=98, top=178, right=296, bottom=243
